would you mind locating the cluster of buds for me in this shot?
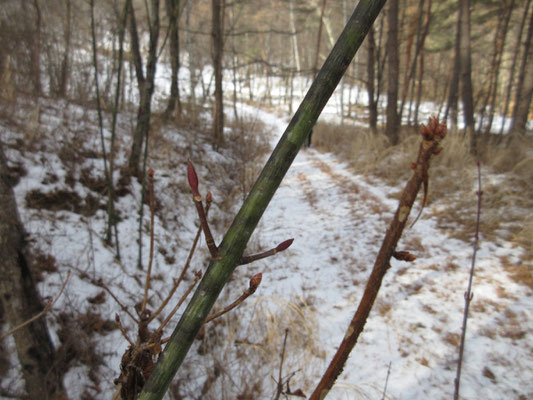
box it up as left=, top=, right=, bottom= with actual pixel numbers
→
left=420, top=116, right=447, bottom=142
left=187, top=161, right=294, bottom=321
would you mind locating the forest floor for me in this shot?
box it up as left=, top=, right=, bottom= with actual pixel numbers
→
left=1, top=95, right=532, bottom=400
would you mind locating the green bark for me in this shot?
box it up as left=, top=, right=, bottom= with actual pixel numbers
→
left=137, top=1, right=387, bottom=398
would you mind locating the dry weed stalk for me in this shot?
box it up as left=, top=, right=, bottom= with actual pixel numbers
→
left=310, top=117, right=447, bottom=400
left=453, top=161, right=482, bottom=400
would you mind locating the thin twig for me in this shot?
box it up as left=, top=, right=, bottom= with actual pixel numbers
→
left=1, top=271, right=71, bottom=340
left=273, top=329, right=290, bottom=400
left=239, top=239, right=294, bottom=266
left=380, top=362, right=392, bottom=400
left=141, top=167, right=156, bottom=315
left=95, top=279, right=139, bottom=324
left=155, top=271, right=202, bottom=334
left=188, top=161, right=219, bottom=257
left=454, top=161, right=482, bottom=400
left=146, top=202, right=210, bottom=324
left=115, top=314, right=135, bottom=347
left=204, top=273, right=262, bottom=324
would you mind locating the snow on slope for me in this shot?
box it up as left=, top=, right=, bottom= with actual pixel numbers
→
left=2, top=92, right=532, bottom=399
left=235, top=104, right=533, bottom=399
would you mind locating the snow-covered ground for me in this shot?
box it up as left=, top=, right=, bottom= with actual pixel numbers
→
left=1, top=65, right=532, bottom=400
left=237, top=104, right=533, bottom=399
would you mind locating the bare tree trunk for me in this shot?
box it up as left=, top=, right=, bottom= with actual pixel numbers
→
left=57, top=0, right=72, bottom=98
left=459, top=0, right=476, bottom=153
left=511, top=7, right=533, bottom=135
left=164, top=0, right=182, bottom=119
left=211, top=0, right=225, bottom=149
left=0, top=144, right=65, bottom=399
left=501, top=0, right=531, bottom=134
left=289, top=0, right=301, bottom=72
left=127, top=0, right=160, bottom=177
left=24, top=0, right=42, bottom=95
left=445, top=19, right=460, bottom=130
left=483, top=0, right=513, bottom=134
left=385, top=0, right=400, bottom=144
left=313, top=0, right=328, bottom=78
left=366, top=25, right=378, bottom=133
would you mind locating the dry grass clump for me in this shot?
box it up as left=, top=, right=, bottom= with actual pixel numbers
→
left=176, top=296, right=323, bottom=399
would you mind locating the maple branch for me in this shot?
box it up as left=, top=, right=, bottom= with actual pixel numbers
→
left=310, top=117, right=446, bottom=400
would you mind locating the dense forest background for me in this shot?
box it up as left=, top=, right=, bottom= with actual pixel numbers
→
left=0, top=0, right=532, bottom=399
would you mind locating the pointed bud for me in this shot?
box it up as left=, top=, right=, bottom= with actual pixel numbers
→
left=206, top=191, right=213, bottom=203
left=393, top=251, right=416, bottom=262
left=276, top=238, right=294, bottom=252
left=187, top=161, right=199, bottom=197
left=249, top=273, right=262, bottom=292
left=148, top=167, right=154, bottom=178
left=410, top=162, right=417, bottom=170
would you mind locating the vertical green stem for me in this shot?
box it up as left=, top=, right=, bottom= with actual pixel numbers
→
left=137, top=1, right=386, bottom=398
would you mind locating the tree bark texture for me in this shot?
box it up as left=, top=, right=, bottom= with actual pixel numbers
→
left=211, top=0, right=224, bottom=149
left=137, top=1, right=387, bottom=399
left=128, top=0, right=160, bottom=177
left=0, top=144, right=64, bottom=399
left=459, top=0, right=476, bottom=152
left=164, top=0, right=182, bottom=118
left=501, top=0, right=531, bottom=134
left=385, top=0, right=400, bottom=144
left=366, top=25, right=378, bottom=132
left=511, top=7, right=533, bottom=135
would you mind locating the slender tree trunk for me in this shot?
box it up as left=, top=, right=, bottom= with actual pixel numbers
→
left=211, top=0, right=224, bottom=149
left=511, top=7, right=533, bottom=135
left=137, top=2, right=387, bottom=398
left=164, top=0, right=182, bottom=119
left=483, top=1, right=513, bottom=134
left=128, top=0, right=160, bottom=177
left=501, top=0, right=531, bottom=134
left=385, top=0, right=400, bottom=144
left=366, top=25, right=378, bottom=132
left=289, top=0, right=301, bottom=72
left=0, top=144, right=65, bottom=399
left=26, top=0, right=42, bottom=95
left=313, top=0, right=328, bottom=77
left=459, top=0, right=476, bottom=153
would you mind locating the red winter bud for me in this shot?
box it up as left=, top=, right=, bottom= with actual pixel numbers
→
left=148, top=167, right=154, bottom=178
left=276, top=238, right=294, bottom=252
left=393, top=251, right=416, bottom=262
left=249, top=273, right=262, bottom=292
left=410, top=162, right=417, bottom=170
left=206, top=191, right=213, bottom=203
left=187, top=161, right=199, bottom=197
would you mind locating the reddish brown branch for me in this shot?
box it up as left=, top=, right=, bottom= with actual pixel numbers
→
left=310, top=117, right=446, bottom=400
left=188, top=161, right=219, bottom=258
